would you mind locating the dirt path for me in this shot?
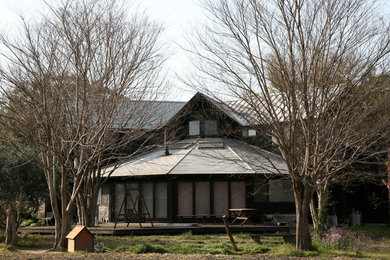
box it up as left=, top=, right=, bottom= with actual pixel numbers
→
left=0, top=250, right=306, bottom=260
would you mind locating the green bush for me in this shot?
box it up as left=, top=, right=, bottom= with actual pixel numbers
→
left=134, top=243, right=167, bottom=254
left=20, top=219, right=35, bottom=227
left=29, top=221, right=43, bottom=227
left=0, top=243, right=13, bottom=252
left=311, top=239, right=329, bottom=254
left=19, top=218, right=44, bottom=227
left=17, top=234, right=39, bottom=248
left=112, top=246, right=131, bottom=252
left=181, top=231, right=193, bottom=240
left=242, top=244, right=271, bottom=254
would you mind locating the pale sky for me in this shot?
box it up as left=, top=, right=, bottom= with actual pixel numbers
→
left=1, top=0, right=390, bottom=101
left=0, top=0, right=203, bottom=101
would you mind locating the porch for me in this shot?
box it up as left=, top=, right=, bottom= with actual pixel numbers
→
left=18, top=222, right=291, bottom=236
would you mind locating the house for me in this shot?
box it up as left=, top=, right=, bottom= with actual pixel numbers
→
left=97, top=92, right=388, bottom=224
left=97, top=93, right=295, bottom=223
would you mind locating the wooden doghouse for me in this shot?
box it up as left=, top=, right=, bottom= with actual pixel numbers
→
left=66, top=225, right=94, bottom=252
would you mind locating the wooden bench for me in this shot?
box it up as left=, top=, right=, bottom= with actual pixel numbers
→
left=249, top=233, right=296, bottom=245
left=177, top=214, right=223, bottom=224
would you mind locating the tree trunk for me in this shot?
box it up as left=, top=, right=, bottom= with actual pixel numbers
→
left=59, top=213, right=70, bottom=250
left=58, top=166, right=70, bottom=250
left=387, top=149, right=390, bottom=224
left=310, top=185, right=327, bottom=233
left=5, top=205, right=17, bottom=246
left=76, top=181, right=100, bottom=227
left=44, top=154, right=62, bottom=250
left=293, top=181, right=313, bottom=250
left=87, top=185, right=99, bottom=227
left=77, top=194, right=87, bottom=226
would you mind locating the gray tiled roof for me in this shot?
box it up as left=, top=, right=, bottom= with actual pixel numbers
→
left=103, top=138, right=288, bottom=177
left=120, top=100, right=186, bottom=129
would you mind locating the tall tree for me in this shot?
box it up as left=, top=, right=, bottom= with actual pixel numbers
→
left=0, top=139, right=47, bottom=246
left=189, top=0, right=390, bottom=249
left=0, top=0, right=167, bottom=250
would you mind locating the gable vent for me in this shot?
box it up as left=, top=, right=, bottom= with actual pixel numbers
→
left=198, top=141, right=224, bottom=149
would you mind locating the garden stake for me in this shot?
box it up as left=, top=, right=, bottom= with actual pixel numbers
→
left=222, top=215, right=238, bottom=251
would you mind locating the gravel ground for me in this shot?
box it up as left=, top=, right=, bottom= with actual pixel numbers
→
left=0, top=250, right=315, bottom=260
left=0, top=250, right=369, bottom=260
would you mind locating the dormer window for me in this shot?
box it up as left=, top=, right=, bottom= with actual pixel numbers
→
left=242, top=129, right=256, bottom=137
left=189, top=120, right=218, bottom=136
left=189, top=120, right=200, bottom=135
left=204, top=120, right=217, bottom=136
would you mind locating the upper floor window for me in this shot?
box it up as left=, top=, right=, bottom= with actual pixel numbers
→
left=204, top=120, right=217, bottom=136
left=189, top=120, right=218, bottom=136
left=189, top=120, right=200, bottom=135
left=242, top=129, right=256, bottom=137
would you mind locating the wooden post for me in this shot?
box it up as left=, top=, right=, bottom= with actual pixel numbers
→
left=164, top=128, right=169, bottom=156
left=222, top=215, right=238, bottom=251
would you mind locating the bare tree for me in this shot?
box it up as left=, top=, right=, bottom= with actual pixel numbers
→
left=0, top=0, right=167, bottom=250
left=188, top=0, right=390, bottom=249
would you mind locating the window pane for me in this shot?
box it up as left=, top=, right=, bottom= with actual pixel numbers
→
left=97, top=187, right=102, bottom=204
left=248, top=129, right=256, bottom=136
left=231, top=181, right=246, bottom=208
left=178, top=182, right=193, bottom=215
left=98, top=184, right=109, bottom=222
left=254, top=183, right=268, bottom=202
left=126, top=183, right=139, bottom=212
left=141, top=183, right=153, bottom=217
left=269, top=180, right=294, bottom=202
left=189, top=120, right=200, bottom=135
left=195, top=182, right=210, bottom=214
left=114, top=184, right=125, bottom=220
left=156, top=182, right=167, bottom=218
left=204, top=120, right=217, bottom=136
left=214, top=182, right=228, bottom=215
left=101, top=184, right=110, bottom=205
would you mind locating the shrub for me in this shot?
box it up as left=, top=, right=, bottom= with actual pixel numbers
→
left=17, top=235, right=39, bottom=248
left=242, top=244, right=271, bottom=254
left=134, top=243, right=167, bottom=254
left=20, top=219, right=35, bottom=227
left=313, top=227, right=370, bottom=254
left=181, top=231, right=193, bottom=240
left=0, top=232, right=5, bottom=243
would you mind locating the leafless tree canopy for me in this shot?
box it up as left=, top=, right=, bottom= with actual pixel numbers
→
left=0, top=0, right=167, bottom=250
left=189, top=0, right=390, bottom=249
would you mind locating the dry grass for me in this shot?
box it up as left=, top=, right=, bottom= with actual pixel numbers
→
left=0, top=227, right=389, bottom=259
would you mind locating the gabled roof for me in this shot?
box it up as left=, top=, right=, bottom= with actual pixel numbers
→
left=199, top=93, right=249, bottom=126
left=123, top=92, right=250, bottom=130
left=103, top=138, right=288, bottom=177
left=120, top=100, right=186, bottom=129
left=66, top=225, right=94, bottom=239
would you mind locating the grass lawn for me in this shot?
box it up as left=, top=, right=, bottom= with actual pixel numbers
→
left=0, top=226, right=389, bottom=259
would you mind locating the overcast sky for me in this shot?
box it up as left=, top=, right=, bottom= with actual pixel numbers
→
left=1, top=0, right=390, bottom=101
left=0, top=0, right=203, bottom=101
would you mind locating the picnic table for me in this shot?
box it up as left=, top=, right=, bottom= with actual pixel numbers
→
left=229, top=208, right=257, bottom=225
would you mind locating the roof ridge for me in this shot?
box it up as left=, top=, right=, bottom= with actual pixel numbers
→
left=166, top=142, right=197, bottom=175
left=225, top=141, right=256, bottom=174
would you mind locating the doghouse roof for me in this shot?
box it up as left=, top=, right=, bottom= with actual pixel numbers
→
left=66, top=225, right=94, bottom=239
